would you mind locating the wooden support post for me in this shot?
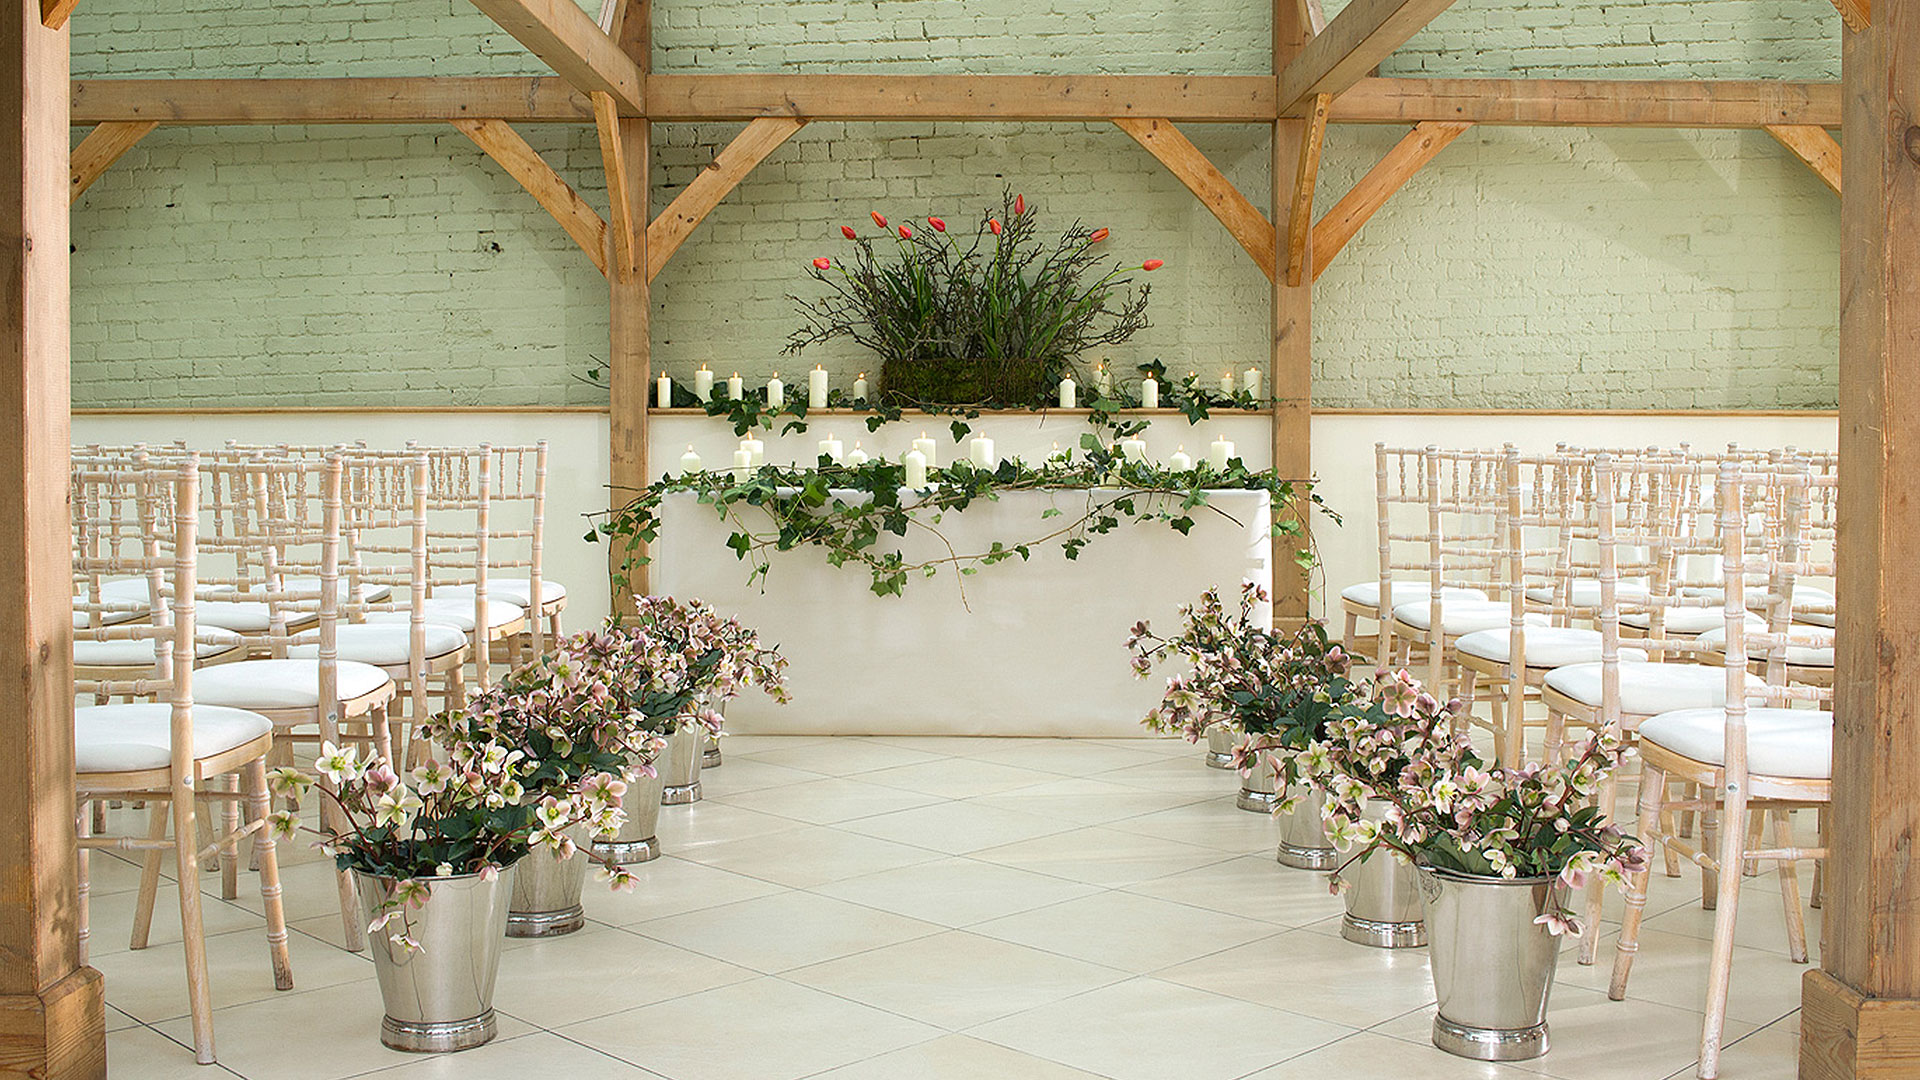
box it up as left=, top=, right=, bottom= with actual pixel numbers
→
left=1112, top=117, right=1276, bottom=280
left=69, top=120, right=155, bottom=204
left=1765, top=123, right=1843, bottom=195
left=1803, top=1, right=1920, bottom=1076
left=1311, top=119, right=1471, bottom=278
left=450, top=117, right=609, bottom=275
left=1273, top=0, right=1313, bottom=621
left=1284, top=93, right=1330, bottom=287
left=645, top=117, right=803, bottom=282
left=606, top=0, right=649, bottom=610
left=0, top=3, right=106, bottom=1076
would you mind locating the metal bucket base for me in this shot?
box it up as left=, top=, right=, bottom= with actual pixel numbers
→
left=504, top=904, right=584, bottom=939
left=591, top=835, right=660, bottom=865
left=1235, top=788, right=1280, bottom=813
left=1204, top=750, right=1234, bottom=769
left=662, top=781, right=702, bottom=805
left=380, top=1009, right=497, bottom=1054
left=1276, top=842, right=1339, bottom=870
left=1341, top=912, right=1427, bottom=949
left=703, top=746, right=723, bottom=768
left=1432, top=1015, right=1549, bottom=1062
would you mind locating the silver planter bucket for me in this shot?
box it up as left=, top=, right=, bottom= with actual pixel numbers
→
left=1235, top=754, right=1280, bottom=813
left=661, top=724, right=705, bottom=805
left=1275, top=785, right=1337, bottom=870
left=1204, top=724, right=1235, bottom=769
left=1419, top=867, right=1565, bottom=1061
left=1340, top=849, right=1427, bottom=948
left=590, top=768, right=664, bottom=865
left=505, top=835, right=589, bottom=938
left=355, top=865, right=513, bottom=1053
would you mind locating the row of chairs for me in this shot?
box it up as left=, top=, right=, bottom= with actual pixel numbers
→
left=1336, top=444, right=1834, bottom=1079
left=70, top=442, right=570, bottom=1065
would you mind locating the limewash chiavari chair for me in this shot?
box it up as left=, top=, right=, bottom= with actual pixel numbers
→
left=180, top=452, right=398, bottom=952
left=71, top=454, right=293, bottom=1066
left=1337, top=444, right=1490, bottom=664
left=1609, top=458, right=1831, bottom=1080
left=431, top=442, right=562, bottom=653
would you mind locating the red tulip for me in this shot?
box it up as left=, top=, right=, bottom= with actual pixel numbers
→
left=1142, top=259, right=1163, bottom=271
left=927, top=216, right=946, bottom=232
left=841, top=225, right=857, bottom=240
left=813, top=257, right=832, bottom=270
left=989, top=218, right=1003, bottom=235
left=898, top=224, right=914, bottom=239
left=871, top=211, right=888, bottom=229
left=1089, top=228, right=1109, bottom=243
left=1014, top=194, right=1026, bottom=215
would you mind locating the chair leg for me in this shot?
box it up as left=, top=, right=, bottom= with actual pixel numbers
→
left=1697, top=780, right=1750, bottom=1080
left=1743, top=809, right=1765, bottom=877
left=1772, top=809, right=1810, bottom=964
left=1700, top=803, right=1721, bottom=911
left=547, top=607, right=562, bottom=640
left=1810, top=808, right=1826, bottom=910
left=1610, top=762, right=1667, bottom=1000
left=245, top=758, right=294, bottom=990
left=219, top=774, right=240, bottom=901
left=172, top=784, right=216, bottom=1065
left=1579, top=765, right=1621, bottom=966
left=130, top=800, right=169, bottom=950
left=75, top=801, right=91, bottom=967
left=1341, top=611, right=1358, bottom=658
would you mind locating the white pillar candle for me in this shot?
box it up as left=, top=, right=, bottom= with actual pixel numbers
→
left=1140, top=376, right=1159, bottom=410
left=657, top=372, right=672, bottom=409
left=903, top=449, right=929, bottom=488
left=694, top=365, right=715, bottom=402
left=809, top=366, right=829, bottom=409
left=1168, top=446, right=1192, bottom=472
left=1058, top=377, right=1077, bottom=409
left=1209, top=437, right=1234, bottom=471
left=727, top=373, right=744, bottom=401
left=731, top=447, right=752, bottom=482
left=1119, top=438, right=1147, bottom=461
left=817, top=435, right=844, bottom=464
left=969, top=435, right=996, bottom=469
left=679, top=445, right=703, bottom=473
left=853, top=373, right=868, bottom=401
left=912, top=433, right=938, bottom=468
left=740, top=436, right=765, bottom=467
left=1218, top=371, right=1235, bottom=397
left=1242, top=366, right=1261, bottom=399
left=1095, top=363, right=1112, bottom=398
left=846, top=443, right=870, bottom=466
left=766, top=374, right=785, bottom=409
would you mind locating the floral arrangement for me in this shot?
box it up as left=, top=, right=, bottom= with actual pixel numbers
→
left=787, top=189, right=1160, bottom=404
left=622, top=594, right=791, bottom=714
left=1305, top=668, right=1649, bottom=935
left=1126, top=584, right=1355, bottom=796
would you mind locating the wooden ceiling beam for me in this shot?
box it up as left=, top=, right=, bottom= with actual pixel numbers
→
left=1764, top=123, right=1843, bottom=195
left=39, top=0, right=78, bottom=30
left=644, top=75, right=1278, bottom=122
left=1330, top=76, right=1841, bottom=127
left=1311, top=119, right=1471, bottom=278
left=1284, top=93, right=1330, bottom=286
left=1828, top=0, right=1870, bottom=30
left=645, top=117, right=803, bottom=282
left=71, top=77, right=596, bottom=124
left=466, top=0, right=643, bottom=114
left=450, top=117, right=609, bottom=275
left=1277, top=0, right=1459, bottom=116
left=1113, top=117, right=1276, bottom=279
left=593, top=93, right=639, bottom=278
left=69, top=120, right=156, bottom=204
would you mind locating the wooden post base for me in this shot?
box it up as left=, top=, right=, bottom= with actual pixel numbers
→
left=1803, top=969, right=1920, bottom=1080
left=0, top=968, right=107, bottom=1080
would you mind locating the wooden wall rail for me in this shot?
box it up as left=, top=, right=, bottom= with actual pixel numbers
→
left=69, top=75, right=1842, bottom=129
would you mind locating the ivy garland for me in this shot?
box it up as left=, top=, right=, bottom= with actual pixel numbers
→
left=593, top=432, right=1327, bottom=603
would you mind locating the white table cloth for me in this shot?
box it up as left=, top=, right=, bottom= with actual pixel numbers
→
left=652, top=487, right=1272, bottom=736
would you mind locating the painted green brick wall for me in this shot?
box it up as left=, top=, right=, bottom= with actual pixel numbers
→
left=69, top=0, right=1841, bottom=410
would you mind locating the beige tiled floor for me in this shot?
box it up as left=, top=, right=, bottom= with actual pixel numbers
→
left=95, top=735, right=1806, bottom=1079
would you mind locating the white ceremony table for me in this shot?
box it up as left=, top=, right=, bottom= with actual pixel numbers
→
left=652, top=487, right=1272, bottom=736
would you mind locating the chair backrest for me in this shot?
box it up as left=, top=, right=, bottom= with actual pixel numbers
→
left=1415, top=445, right=1507, bottom=688
left=338, top=449, right=440, bottom=718
left=408, top=443, right=504, bottom=686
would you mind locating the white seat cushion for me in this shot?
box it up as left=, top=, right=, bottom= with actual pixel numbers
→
left=195, top=601, right=280, bottom=633
left=1544, top=661, right=1763, bottom=716
left=1620, top=607, right=1763, bottom=636
left=436, top=578, right=567, bottom=608
left=368, top=597, right=523, bottom=633
left=1696, top=624, right=1834, bottom=667
left=1523, top=580, right=1652, bottom=608
left=72, top=577, right=150, bottom=627
left=288, top=623, right=468, bottom=666
left=74, top=703, right=273, bottom=774
left=1638, top=707, right=1833, bottom=780
left=194, top=658, right=392, bottom=711
left=1394, top=599, right=1548, bottom=637
left=247, top=577, right=393, bottom=604
left=1340, top=581, right=1486, bottom=608
left=1456, top=627, right=1650, bottom=668
left=75, top=629, right=246, bottom=667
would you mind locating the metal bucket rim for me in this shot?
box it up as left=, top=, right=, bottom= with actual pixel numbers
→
left=351, top=863, right=522, bottom=887
left=1420, top=865, right=1557, bottom=888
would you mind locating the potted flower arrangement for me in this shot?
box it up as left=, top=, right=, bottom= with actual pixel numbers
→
left=267, top=729, right=634, bottom=1053
left=1313, top=669, right=1647, bottom=1062
left=790, top=190, right=1161, bottom=406
left=618, top=595, right=789, bottom=815
left=1127, top=583, right=1356, bottom=869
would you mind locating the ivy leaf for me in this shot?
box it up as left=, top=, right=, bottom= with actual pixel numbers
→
left=950, top=420, right=972, bottom=442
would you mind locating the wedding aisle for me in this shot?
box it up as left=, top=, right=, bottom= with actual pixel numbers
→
left=94, top=736, right=1803, bottom=1080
